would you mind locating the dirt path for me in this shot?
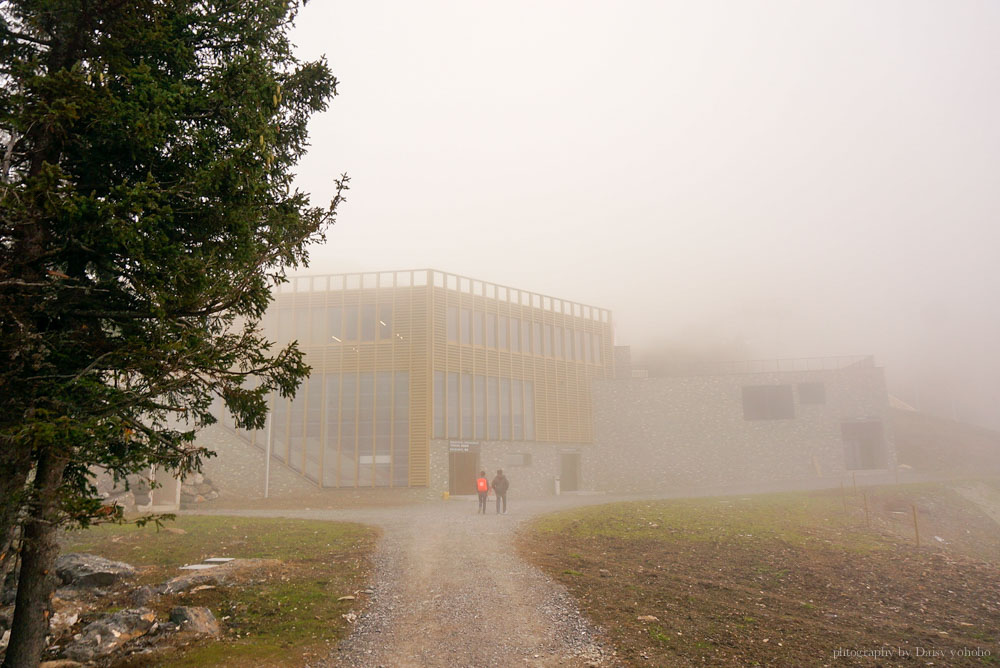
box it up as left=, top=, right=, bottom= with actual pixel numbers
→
left=326, top=498, right=616, bottom=667
left=196, top=494, right=621, bottom=667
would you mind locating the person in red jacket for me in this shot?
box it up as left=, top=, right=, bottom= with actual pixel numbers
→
left=475, top=470, right=489, bottom=514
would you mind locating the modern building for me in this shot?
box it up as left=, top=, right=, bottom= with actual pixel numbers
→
left=226, top=269, right=615, bottom=495
left=222, top=269, right=895, bottom=497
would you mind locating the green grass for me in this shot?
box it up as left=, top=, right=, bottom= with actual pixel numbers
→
left=530, top=489, right=891, bottom=553
left=61, top=515, right=377, bottom=667
left=648, top=624, right=673, bottom=646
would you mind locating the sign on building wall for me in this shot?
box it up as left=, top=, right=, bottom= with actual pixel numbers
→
left=449, top=440, right=481, bottom=453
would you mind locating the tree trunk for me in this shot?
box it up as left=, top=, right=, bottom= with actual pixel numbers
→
left=2, top=448, right=67, bottom=668
left=0, top=446, right=31, bottom=590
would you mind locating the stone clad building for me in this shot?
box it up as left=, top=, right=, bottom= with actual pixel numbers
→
left=587, top=354, right=893, bottom=492
left=222, top=269, right=894, bottom=496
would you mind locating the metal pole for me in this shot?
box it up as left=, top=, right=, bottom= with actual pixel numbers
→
left=264, top=393, right=274, bottom=499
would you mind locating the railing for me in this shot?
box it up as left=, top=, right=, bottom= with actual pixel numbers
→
left=274, top=268, right=612, bottom=323
left=648, top=355, right=876, bottom=377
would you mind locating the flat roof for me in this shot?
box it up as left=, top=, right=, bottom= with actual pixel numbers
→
left=277, top=269, right=612, bottom=323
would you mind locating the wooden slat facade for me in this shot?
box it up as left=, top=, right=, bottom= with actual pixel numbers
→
left=248, top=269, right=614, bottom=488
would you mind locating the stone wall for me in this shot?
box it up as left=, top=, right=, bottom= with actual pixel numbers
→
left=588, top=366, right=894, bottom=493
left=195, top=424, right=321, bottom=500
left=429, top=439, right=589, bottom=497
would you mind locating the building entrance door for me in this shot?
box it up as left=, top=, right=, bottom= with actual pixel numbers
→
left=842, top=420, right=887, bottom=469
left=449, top=451, right=479, bottom=494
left=559, top=453, right=581, bottom=492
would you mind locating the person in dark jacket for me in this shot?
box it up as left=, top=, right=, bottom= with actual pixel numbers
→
left=492, top=469, right=509, bottom=514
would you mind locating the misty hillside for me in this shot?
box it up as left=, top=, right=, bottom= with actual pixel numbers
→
left=892, top=407, right=1000, bottom=474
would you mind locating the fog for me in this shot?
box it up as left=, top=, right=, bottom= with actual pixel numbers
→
left=286, top=1, right=1000, bottom=428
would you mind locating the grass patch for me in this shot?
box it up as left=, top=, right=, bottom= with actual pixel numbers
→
left=60, top=515, right=377, bottom=667
left=520, top=482, right=1000, bottom=667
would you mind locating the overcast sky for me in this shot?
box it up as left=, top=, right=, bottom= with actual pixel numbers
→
left=286, top=1, right=1000, bottom=426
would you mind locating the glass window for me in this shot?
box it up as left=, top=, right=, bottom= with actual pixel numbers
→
left=393, top=371, right=409, bottom=487
left=499, top=316, right=508, bottom=350
left=447, top=306, right=458, bottom=343
left=798, top=382, right=826, bottom=405
left=433, top=371, right=445, bottom=438
left=544, top=324, right=553, bottom=357
left=500, top=377, right=511, bottom=440
left=324, top=375, right=340, bottom=487
left=512, top=379, right=523, bottom=440
left=475, top=375, right=486, bottom=439
left=566, top=328, right=574, bottom=360
left=277, top=307, right=293, bottom=343
left=488, top=376, right=499, bottom=439
left=310, top=306, right=326, bottom=345
left=533, top=322, right=542, bottom=356
left=487, top=314, right=497, bottom=348
left=328, top=306, right=343, bottom=343
left=358, top=372, right=374, bottom=485
left=474, top=311, right=484, bottom=346
left=447, top=372, right=459, bottom=438
left=361, top=304, right=376, bottom=342
left=343, top=305, right=359, bottom=341
left=295, top=307, right=308, bottom=343
left=593, top=333, right=602, bottom=363
left=524, top=380, right=535, bottom=440
left=375, top=371, right=392, bottom=486
left=272, top=394, right=288, bottom=464
left=742, top=385, right=795, bottom=420
left=289, top=390, right=305, bottom=471
left=518, top=319, right=527, bottom=353
left=554, top=326, right=562, bottom=358
left=461, top=308, right=472, bottom=345
left=304, top=375, right=322, bottom=481
left=378, top=304, right=393, bottom=340
left=461, top=374, right=473, bottom=438
left=341, top=373, right=357, bottom=484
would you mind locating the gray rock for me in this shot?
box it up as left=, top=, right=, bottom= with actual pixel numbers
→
left=63, top=607, right=156, bottom=662
left=169, top=606, right=220, bottom=636
left=55, top=553, right=136, bottom=588
left=128, top=585, right=156, bottom=606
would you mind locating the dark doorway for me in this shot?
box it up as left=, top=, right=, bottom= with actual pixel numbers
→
left=842, top=420, right=887, bottom=470
left=559, top=453, right=581, bottom=492
left=449, top=451, right=479, bottom=494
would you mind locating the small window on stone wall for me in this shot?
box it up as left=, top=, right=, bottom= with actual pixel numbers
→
left=504, top=453, right=532, bottom=467
left=798, top=382, right=826, bottom=405
left=742, top=385, right=795, bottom=420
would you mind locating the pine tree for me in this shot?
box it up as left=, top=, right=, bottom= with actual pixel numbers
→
left=0, top=2, right=343, bottom=663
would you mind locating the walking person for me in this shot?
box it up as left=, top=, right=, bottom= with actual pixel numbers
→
left=492, top=469, right=509, bottom=514
left=475, top=470, right=489, bottom=514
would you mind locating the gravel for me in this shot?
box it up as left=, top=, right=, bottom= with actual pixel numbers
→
left=317, top=498, right=618, bottom=667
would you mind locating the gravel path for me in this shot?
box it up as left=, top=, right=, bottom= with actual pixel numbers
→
left=194, top=494, right=622, bottom=667
left=324, top=497, right=617, bottom=668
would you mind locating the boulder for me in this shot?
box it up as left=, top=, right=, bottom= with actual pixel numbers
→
left=128, top=585, right=157, bottom=606
left=63, top=608, right=156, bottom=662
left=55, top=553, right=136, bottom=588
left=169, top=607, right=220, bottom=636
